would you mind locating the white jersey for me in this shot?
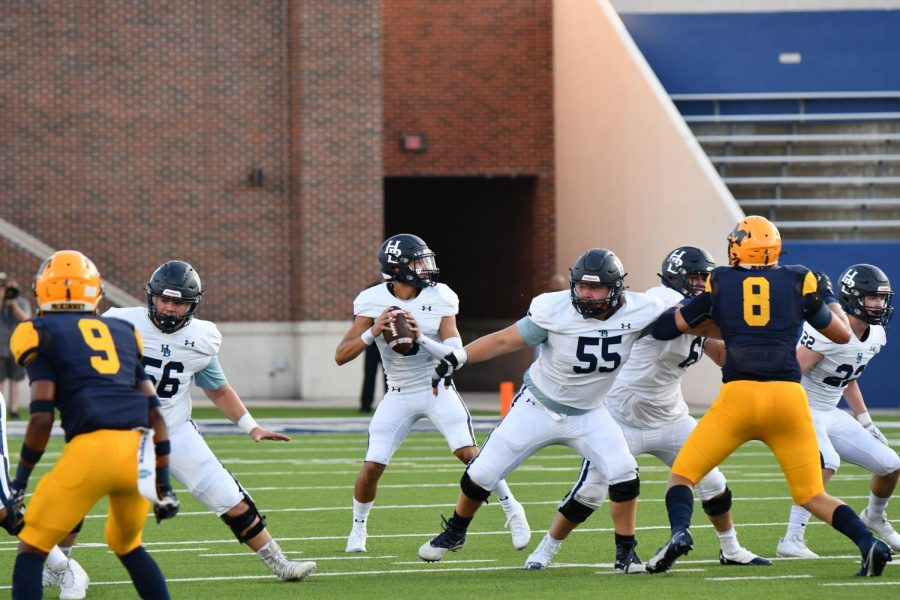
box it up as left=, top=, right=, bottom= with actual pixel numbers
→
left=605, top=286, right=703, bottom=428
left=354, top=282, right=458, bottom=394
left=522, top=290, right=664, bottom=412
left=799, top=321, right=886, bottom=411
left=105, top=306, right=223, bottom=427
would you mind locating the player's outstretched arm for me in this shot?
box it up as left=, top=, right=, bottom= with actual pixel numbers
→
left=204, top=384, right=291, bottom=442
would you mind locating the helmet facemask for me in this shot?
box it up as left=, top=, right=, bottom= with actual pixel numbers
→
left=570, top=280, right=622, bottom=319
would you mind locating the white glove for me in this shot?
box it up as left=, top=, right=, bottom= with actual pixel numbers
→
left=857, top=412, right=890, bottom=447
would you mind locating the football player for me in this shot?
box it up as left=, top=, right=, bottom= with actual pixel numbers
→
left=777, top=264, right=899, bottom=557
left=8, top=250, right=178, bottom=599
left=648, top=216, right=892, bottom=577
left=525, top=247, right=769, bottom=571
left=46, top=260, right=316, bottom=589
left=417, top=248, right=661, bottom=566
left=335, top=233, right=530, bottom=554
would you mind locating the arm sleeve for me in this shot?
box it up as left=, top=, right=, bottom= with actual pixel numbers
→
left=194, top=356, right=228, bottom=390
left=515, top=316, right=548, bottom=347
left=651, top=307, right=682, bottom=341
left=805, top=301, right=833, bottom=330
left=679, top=292, right=713, bottom=328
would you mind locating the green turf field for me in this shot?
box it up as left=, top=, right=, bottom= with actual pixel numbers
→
left=2, top=421, right=898, bottom=598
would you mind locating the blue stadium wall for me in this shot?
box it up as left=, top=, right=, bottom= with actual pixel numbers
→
left=781, top=241, right=900, bottom=409
left=620, top=10, right=900, bottom=94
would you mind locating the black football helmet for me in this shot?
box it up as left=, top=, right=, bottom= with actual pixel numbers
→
left=838, top=263, right=893, bottom=328
left=658, top=246, right=715, bottom=297
left=146, top=260, right=203, bottom=333
left=569, top=248, right=627, bottom=319
left=378, top=233, right=439, bottom=288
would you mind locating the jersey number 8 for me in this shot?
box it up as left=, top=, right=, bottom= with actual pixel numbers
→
left=742, top=277, right=770, bottom=327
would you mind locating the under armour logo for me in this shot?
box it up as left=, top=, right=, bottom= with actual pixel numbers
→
left=620, top=323, right=632, bottom=329
left=161, top=344, right=171, bottom=357
left=421, top=305, right=432, bottom=311
left=384, top=240, right=402, bottom=264
left=184, top=340, right=195, bottom=347
left=390, top=385, right=401, bottom=392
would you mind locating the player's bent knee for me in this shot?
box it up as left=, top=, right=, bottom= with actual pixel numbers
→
left=559, top=497, right=595, bottom=523
left=221, top=494, right=267, bottom=544
left=608, top=477, right=640, bottom=503
left=701, top=487, right=732, bottom=516
left=460, top=472, right=491, bottom=502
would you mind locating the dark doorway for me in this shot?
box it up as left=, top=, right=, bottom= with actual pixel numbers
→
left=384, top=176, right=538, bottom=391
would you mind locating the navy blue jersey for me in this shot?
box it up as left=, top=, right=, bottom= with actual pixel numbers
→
left=11, top=313, right=152, bottom=441
left=680, top=265, right=819, bottom=383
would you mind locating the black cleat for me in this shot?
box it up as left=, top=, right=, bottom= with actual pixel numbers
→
left=615, top=545, right=647, bottom=574
left=719, top=549, right=772, bottom=566
left=418, top=515, right=467, bottom=563
left=856, top=539, right=892, bottom=577
left=646, top=530, right=693, bottom=574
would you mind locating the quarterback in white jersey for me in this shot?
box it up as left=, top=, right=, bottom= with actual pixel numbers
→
left=335, top=234, right=529, bottom=555
left=418, top=248, right=659, bottom=567
left=525, top=248, right=769, bottom=571
left=48, top=260, right=316, bottom=588
left=777, top=264, right=900, bottom=557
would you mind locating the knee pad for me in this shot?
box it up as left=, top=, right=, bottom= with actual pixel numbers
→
left=701, top=487, right=733, bottom=517
left=559, top=496, right=595, bottom=523
left=460, top=472, right=491, bottom=502
left=608, top=478, right=640, bottom=503
left=220, top=493, right=267, bottom=544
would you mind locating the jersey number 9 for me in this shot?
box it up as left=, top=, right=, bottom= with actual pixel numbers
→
left=77, top=319, right=122, bottom=375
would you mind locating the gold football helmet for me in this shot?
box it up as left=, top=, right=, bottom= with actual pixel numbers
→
left=727, top=216, right=781, bottom=267
left=33, top=250, right=103, bottom=313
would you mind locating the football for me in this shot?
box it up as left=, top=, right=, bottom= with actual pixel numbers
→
left=383, top=306, right=415, bottom=354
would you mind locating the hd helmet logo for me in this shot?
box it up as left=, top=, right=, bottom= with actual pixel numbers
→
left=666, top=249, right=687, bottom=274
left=841, top=268, right=858, bottom=292
left=384, top=240, right=403, bottom=264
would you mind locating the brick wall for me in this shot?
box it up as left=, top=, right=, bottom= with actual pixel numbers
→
left=1, top=0, right=554, bottom=321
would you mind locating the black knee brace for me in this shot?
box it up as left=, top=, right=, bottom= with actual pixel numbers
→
left=701, top=487, right=733, bottom=517
left=220, top=493, right=268, bottom=544
left=608, top=477, right=640, bottom=503
left=559, top=496, right=595, bottom=523
left=460, top=472, right=491, bottom=502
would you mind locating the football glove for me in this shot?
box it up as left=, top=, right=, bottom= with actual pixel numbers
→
left=857, top=412, right=890, bottom=447
left=813, top=271, right=836, bottom=304
left=154, top=484, right=180, bottom=523
left=8, top=481, right=26, bottom=511
left=431, top=348, right=468, bottom=391
left=1, top=498, right=24, bottom=536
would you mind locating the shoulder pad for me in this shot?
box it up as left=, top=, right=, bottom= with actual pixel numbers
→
left=10, top=321, right=40, bottom=366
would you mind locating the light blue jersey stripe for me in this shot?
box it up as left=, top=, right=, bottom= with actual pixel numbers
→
left=516, top=316, right=548, bottom=347
left=195, top=356, right=228, bottom=390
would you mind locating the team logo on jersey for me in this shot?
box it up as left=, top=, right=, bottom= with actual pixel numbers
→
left=161, top=344, right=171, bottom=357
left=599, top=330, right=609, bottom=337
left=422, top=305, right=432, bottom=311
left=384, top=240, right=402, bottom=264
left=184, top=339, right=195, bottom=347
left=856, top=352, right=864, bottom=364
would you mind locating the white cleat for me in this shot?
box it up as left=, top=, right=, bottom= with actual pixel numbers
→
left=258, top=539, right=316, bottom=582
left=42, top=565, right=63, bottom=588
left=776, top=534, right=818, bottom=558
left=504, top=501, right=531, bottom=550
left=523, top=534, right=561, bottom=570
left=59, top=558, right=89, bottom=600
left=345, top=521, right=368, bottom=553
left=719, top=547, right=772, bottom=566
left=861, top=509, right=900, bottom=552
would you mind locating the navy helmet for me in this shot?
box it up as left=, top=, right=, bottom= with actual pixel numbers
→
left=569, top=248, right=626, bottom=319
left=659, top=246, right=715, bottom=297
left=146, top=260, right=203, bottom=333
left=378, top=234, right=439, bottom=288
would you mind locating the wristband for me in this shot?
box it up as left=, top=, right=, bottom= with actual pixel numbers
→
left=237, top=412, right=260, bottom=434
left=148, top=394, right=162, bottom=409
left=360, top=328, right=376, bottom=346
left=856, top=411, right=873, bottom=427
left=155, top=440, right=171, bottom=457
left=20, top=444, right=44, bottom=464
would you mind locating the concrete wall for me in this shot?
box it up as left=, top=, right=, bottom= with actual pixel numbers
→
left=553, top=0, right=744, bottom=406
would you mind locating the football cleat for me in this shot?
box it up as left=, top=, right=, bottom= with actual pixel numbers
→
left=857, top=539, right=892, bottom=577
left=615, top=545, right=647, bottom=574
left=860, top=509, right=900, bottom=552
left=776, top=534, right=818, bottom=558
left=59, top=558, right=89, bottom=600
left=719, top=548, right=772, bottom=566
left=646, top=529, right=693, bottom=574
left=345, top=521, right=368, bottom=553
left=258, top=540, right=316, bottom=582
left=523, top=534, right=561, bottom=570
left=504, top=501, right=531, bottom=550
left=418, top=515, right=467, bottom=562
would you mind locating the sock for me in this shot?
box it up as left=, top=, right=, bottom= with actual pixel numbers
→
left=786, top=504, right=812, bottom=538
left=715, top=527, right=740, bottom=554
left=665, top=485, right=694, bottom=534
left=867, top=492, right=889, bottom=520
left=12, top=552, right=44, bottom=600
left=494, top=479, right=514, bottom=507
left=449, top=511, right=473, bottom=531
left=545, top=533, right=563, bottom=547
left=615, top=532, right=636, bottom=549
left=831, top=504, right=874, bottom=556
left=45, top=546, right=69, bottom=573
left=119, top=546, right=171, bottom=600
left=59, top=546, right=73, bottom=558
left=352, top=498, right=373, bottom=524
